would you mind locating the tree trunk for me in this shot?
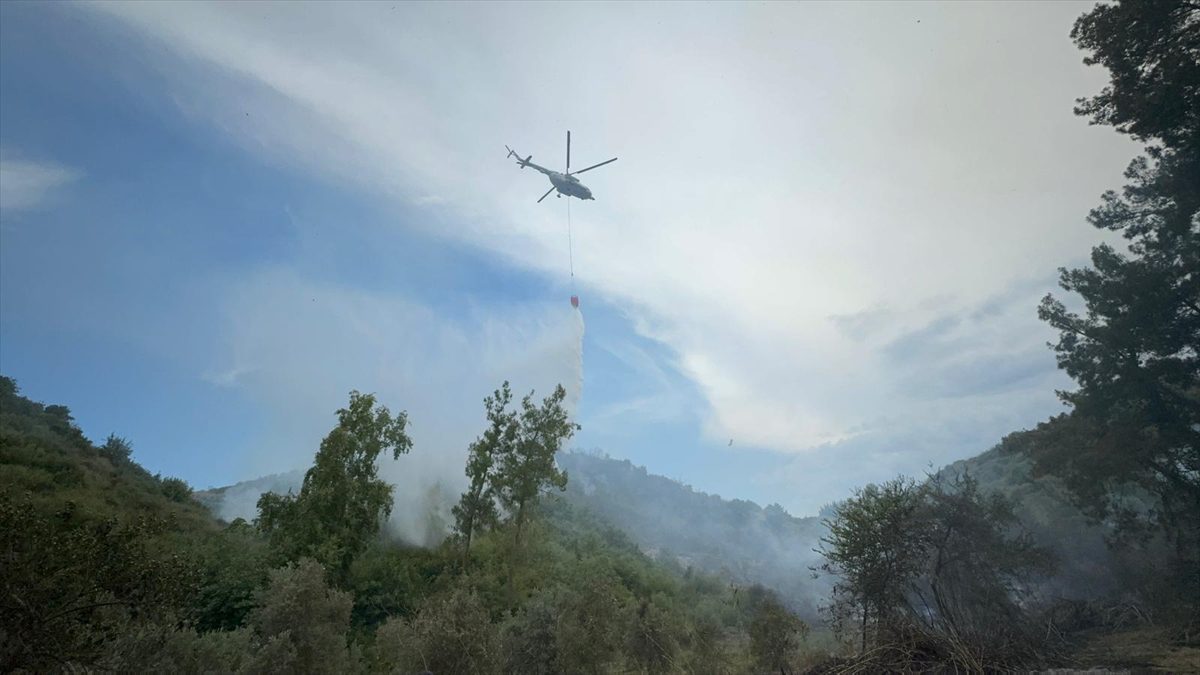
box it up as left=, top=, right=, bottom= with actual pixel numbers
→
left=506, top=498, right=527, bottom=605
left=460, top=522, right=474, bottom=569
left=861, top=603, right=868, bottom=654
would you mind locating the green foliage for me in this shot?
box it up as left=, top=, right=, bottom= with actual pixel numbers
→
left=0, top=494, right=199, bottom=671
left=494, top=384, right=578, bottom=546
left=1070, top=0, right=1199, bottom=148
left=452, top=382, right=512, bottom=563
left=245, top=558, right=360, bottom=674
left=97, top=621, right=256, bottom=673
left=559, top=451, right=828, bottom=617
left=626, top=596, right=684, bottom=674
left=100, top=433, right=133, bottom=463
left=682, top=614, right=736, bottom=674
left=499, top=588, right=561, bottom=674
left=820, top=477, right=928, bottom=649
left=2, top=375, right=765, bottom=672
left=161, top=475, right=193, bottom=503
left=1034, top=0, right=1199, bottom=616
left=0, top=378, right=230, bottom=672
left=347, top=543, right=445, bottom=631
left=187, top=519, right=271, bottom=632
left=748, top=591, right=808, bottom=674
left=371, top=581, right=499, bottom=674
left=918, top=472, right=1055, bottom=659
left=553, top=563, right=630, bottom=674
left=819, top=474, right=1052, bottom=667
left=256, top=391, right=412, bottom=578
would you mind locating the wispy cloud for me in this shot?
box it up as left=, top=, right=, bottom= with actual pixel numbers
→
left=0, top=155, right=79, bottom=212
left=201, top=364, right=257, bottom=388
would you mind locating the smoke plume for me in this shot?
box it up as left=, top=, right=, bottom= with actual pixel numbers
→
left=208, top=268, right=586, bottom=546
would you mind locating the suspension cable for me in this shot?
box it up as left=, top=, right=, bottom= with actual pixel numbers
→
left=567, top=197, right=575, bottom=286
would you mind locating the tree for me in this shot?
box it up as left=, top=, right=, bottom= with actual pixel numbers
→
left=818, top=474, right=1054, bottom=668
left=1034, top=0, right=1199, bottom=584
left=818, top=478, right=927, bottom=652
left=1070, top=0, right=1199, bottom=148
left=915, top=472, right=1054, bottom=659
left=0, top=495, right=196, bottom=671
left=626, top=596, right=683, bottom=674
left=159, top=476, right=192, bottom=503
left=245, top=558, right=359, bottom=674
left=500, top=588, right=560, bottom=674
left=188, top=519, right=270, bottom=633
left=452, top=383, right=514, bottom=565
left=553, top=565, right=628, bottom=675
left=494, top=384, right=578, bottom=548
left=100, top=433, right=133, bottom=464
left=256, top=391, right=412, bottom=579
left=372, top=583, right=499, bottom=675
left=98, top=623, right=255, bottom=674
left=747, top=591, right=808, bottom=674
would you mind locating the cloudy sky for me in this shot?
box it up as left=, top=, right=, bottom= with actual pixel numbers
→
left=0, top=1, right=1136, bottom=515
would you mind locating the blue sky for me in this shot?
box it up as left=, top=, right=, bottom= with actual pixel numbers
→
left=1, top=1, right=1137, bottom=515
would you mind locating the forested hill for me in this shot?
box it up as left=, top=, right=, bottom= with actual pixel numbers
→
left=939, top=433, right=1159, bottom=602
left=200, top=451, right=832, bottom=615
left=0, top=377, right=791, bottom=673
left=0, top=376, right=214, bottom=532
left=562, top=443, right=1135, bottom=612
left=202, top=444, right=1117, bottom=618
left=558, top=452, right=830, bottom=615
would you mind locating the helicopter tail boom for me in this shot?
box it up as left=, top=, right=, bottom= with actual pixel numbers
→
left=504, top=145, right=534, bottom=169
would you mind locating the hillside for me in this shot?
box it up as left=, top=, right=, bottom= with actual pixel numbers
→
left=10, top=371, right=1188, bottom=672
left=0, top=376, right=215, bottom=532
left=202, top=440, right=1128, bottom=619
left=1, top=376, right=269, bottom=670
left=942, top=435, right=1132, bottom=601
left=200, top=450, right=833, bottom=616
left=0, top=378, right=785, bottom=673
left=558, top=452, right=831, bottom=615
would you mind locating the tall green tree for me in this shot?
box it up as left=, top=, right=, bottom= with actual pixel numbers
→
left=256, top=391, right=412, bottom=579
left=818, top=478, right=927, bottom=653
left=452, top=383, right=514, bottom=565
left=1034, top=0, right=1198, bottom=573
left=494, top=384, right=578, bottom=548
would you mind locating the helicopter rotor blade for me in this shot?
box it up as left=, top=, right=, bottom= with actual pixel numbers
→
left=536, top=186, right=556, bottom=203
left=570, top=157, right=618, bottom=175
left=566, top=130, right=571, bottom=173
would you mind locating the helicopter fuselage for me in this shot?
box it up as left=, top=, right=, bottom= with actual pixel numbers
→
left=548, top=171, right=593, bottom=200
left=521, top=160, right=594, bottom=200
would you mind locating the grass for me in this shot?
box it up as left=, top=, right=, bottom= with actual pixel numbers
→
left=1067, top=626, right=1200, bottom=673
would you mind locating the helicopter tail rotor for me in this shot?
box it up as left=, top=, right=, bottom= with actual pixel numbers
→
left=505, top=145, right=532, bottom=168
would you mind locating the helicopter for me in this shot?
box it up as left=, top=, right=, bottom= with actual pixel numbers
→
left=506, top=131, right=617, bottom=203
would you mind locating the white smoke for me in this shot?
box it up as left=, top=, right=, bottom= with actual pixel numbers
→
left=208, top=266, right=586, bottom=545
